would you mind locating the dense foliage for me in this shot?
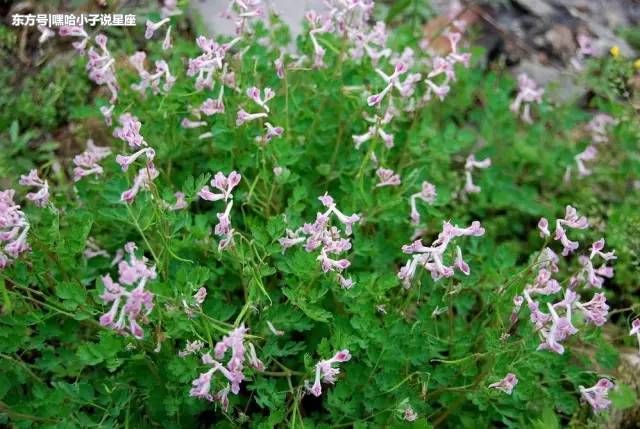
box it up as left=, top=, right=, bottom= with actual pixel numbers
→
left=1, top=1, right=639, bottom=428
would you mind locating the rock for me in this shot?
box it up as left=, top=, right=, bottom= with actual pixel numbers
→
left=513, top=0, right=555, bottom=18
left=545, top=24, right=576, bottom=61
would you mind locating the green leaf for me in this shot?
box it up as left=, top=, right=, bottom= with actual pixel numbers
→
left=610, top=384, right=637, bottom=410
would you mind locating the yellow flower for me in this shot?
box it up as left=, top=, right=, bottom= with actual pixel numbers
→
left=610, top=46, right=620, bottom=58
left=634, top=58, right=640, bottom=70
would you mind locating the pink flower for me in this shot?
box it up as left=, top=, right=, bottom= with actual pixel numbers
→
left=630, top=319, right=640, bottom=336
left=538, top=218, right=550, bottom=237
left=162, top=26, right=173, bottom=50
left=463, top=154, right=491, bottom=195
left=121, top=164, right=160, bottom=204
left=199, top=171, right=241, bottom=203
left=525, top=268, right=560, bottom=296
left=98, top=243, right=155, bottom=339
left=536, top=299, right=579, bottom=355
left=409, top=181, right=437, bottom=225
left=305, top=349, right=351, bottom=397
left=0, top=189, right=30, bottom=269
left=190, top=325, right=260, bottom=408
left=261, top=122, right=284, bottom=143
left=114, top=113, right=147, bottom=148
left=280, top=195, right=359, bottom=287
left=274, top=54, right=285, bottom=79
left=399, top=220, right=484, bottom=287
left=145, top=18, right=170, bottom=39
left=198, top=171, right=241, bottom=251
left=222, top=0, right=264, bottom=34
left=83, top=237, right=109, bottom=259
left=403, top=407, right=418, bottom=422
left=590, top=239, right=617, bottom=261
left=200, top=95, right=225, bottom=116
left=352, top=112, right=394, bottom=149
left=181, top=118, right=207, bottom=129
left=19, top=170, right=49, bottom=207
left=73, top=139, right=111, bottom=182
left=510, top=73, right=544, bottom=123
left=306, top=11, right=333, bottom=69
left=99, top=104, right=114, bottom=126
left=246, top=86, right=275, bottom=112
left=577, top=34, right=595, bottom=57
left=579, top=379, right=614, bottom=412
left=236, top=108, right=268, bottom=126
left=553, top=206, right=589, bottom=256
left=193, top=287, right=207, bottom=305
left=129, top=54, right=176, bottom=95
left=375, top=168, right=401, bottom=187
left=367, top=62, right=409, bottom=107
left=488, top=373, right=518, bottom=395
left=587, top=114, right=615, bottom=143
left=576, top=293, right=609, bottom=326
left=116, top=148, right=155, bottom=172
left=178, top=340, right=205, bottom=358
left=167, top=192, right=188, bottom=211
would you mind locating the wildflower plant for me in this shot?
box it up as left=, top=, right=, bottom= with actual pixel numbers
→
left=0, top=0, right=639, bottom=427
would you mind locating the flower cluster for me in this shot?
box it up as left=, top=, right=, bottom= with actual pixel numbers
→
left=129, top=51, right=176, bottom=95
left=198, top=171, right=242, bottom=250
left=181, top=287, right=208, bottom=318
left=510, top=73, right=544, bottom=123
left=488, top=373, right=518, bottom=395
left=424, top=32, right=471, bottom=102
left=58, top=25, right=89, bottom=53
left=98, top=242, right=156, bottom=339
left=540, top=205, right=589, bottom=255
left=86, top=34, right=119, bottom=104
left=352, top=112, right=394, bottom=149
left=111, top=113, right=160, bottom=204
left=235, top=86, right=284, bottom=144
left=72, top=139, right=112, bottom=182
left=187, top=35, right=240, bottom=91
left=189, top=325, right=264, bottom=410
left=375, top=167, right=401, bottom=188
left=116, top=148, right=156, bottom=172
left=166, top=192, right=188, bottom=211
left=403, top=406, right=418, bottom=422
left=0, top=190, right=30, bottom=269
left=305, top=11, right=333, bottom=68
left=462, top=154, right=491, bottom=195
left=566, top=113, right=615, bottom=180
left=121, top=164, right=160, bottom=204
left=579, top=379, right=614, bottom=413
left=179, top=339, right=205, bottom=358
left=515, top=207, right=615, bottom=356
left=114, top=114, right=146, bottom=148
left=349, top=21, right=390, bottom=63
left=305, top=349, right=351, bottom=397
left=145, top=18, right=170, bottom=40
left=221, top=0, right=264, bottom=35
left=367, top=62, right=412, bottom=106
left=279, top=194, right=360, bottom=288
left=398, top=220, right=485, bottom=288
left=571, top=238, right=617, bottom=289
left=409, top=181, right=437, bottom=225
left=587, top=114, right=615, bottom=144
left=19, top=170, right=49, bottom=207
